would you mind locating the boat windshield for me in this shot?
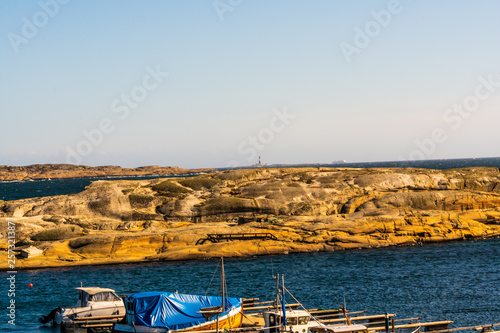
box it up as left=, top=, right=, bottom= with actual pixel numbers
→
left=89, top=292, right=121, bottom=302
left=286, top=316, right=310, bottom=326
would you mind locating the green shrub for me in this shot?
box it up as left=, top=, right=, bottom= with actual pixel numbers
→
left=152, top=181, right=191, bottom=196
left=129, top=194, right=155, bottom=208
left=31, top=225, right=83, bottom=241
left=297, top=172, right=314, bottom=184
left=88, top=198, right=111, bottom=214
left=122, top=188, right=135, bottom=195
left=316, top=176, right=338, bottom=184
left=202, top=197, right=255, bottom=215
left=178, top=177, right=221, bottom=190
left=32, top=229, right=64, bottom=241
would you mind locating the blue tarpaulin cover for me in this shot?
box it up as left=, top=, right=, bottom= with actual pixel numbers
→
left=128, top=291, right=242, bottom=329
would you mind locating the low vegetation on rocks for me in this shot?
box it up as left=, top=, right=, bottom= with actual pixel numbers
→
left=1, top=167, right=500, bottom=269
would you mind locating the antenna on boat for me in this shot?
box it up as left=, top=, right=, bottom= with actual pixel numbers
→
left=275, top=274, right=280, bottom=310
left=271, top=258, right=276, bottom=279
left=341, top=295, right=352, bottom=326
left=281, top=274, right=287, bottom=329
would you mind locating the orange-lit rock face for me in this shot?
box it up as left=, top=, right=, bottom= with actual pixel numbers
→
left=1, top=167, right=500, bottom=269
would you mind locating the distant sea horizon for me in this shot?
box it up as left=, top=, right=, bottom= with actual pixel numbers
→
left=218, top=156, right=500, bottom=170
left=2, top=156, right=500, bottom=201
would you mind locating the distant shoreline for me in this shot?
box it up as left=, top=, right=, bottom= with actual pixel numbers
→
left=0, top=172, right=204, bottom=184
left=3, top=156, right=500, bottom=182
left=0, top=164, right=215, bottom=182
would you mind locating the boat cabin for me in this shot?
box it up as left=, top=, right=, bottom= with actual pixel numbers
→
left=263, top=309, right=313, bottom=333
left=75, top=287, right=122, bottom=307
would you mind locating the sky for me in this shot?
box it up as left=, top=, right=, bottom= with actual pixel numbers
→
left=1, top=0, right=500, bottom=169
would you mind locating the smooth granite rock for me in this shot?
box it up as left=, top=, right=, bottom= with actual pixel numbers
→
left=1, top=167, right=500, bottom=269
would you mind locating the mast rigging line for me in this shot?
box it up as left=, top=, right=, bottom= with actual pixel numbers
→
left=205, top=260, right=222, bottom=297
left=282, top=285, right=326, bottom=328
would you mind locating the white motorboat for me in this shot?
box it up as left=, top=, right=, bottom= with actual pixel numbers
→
left=261, top=275, right=368, bottom=333
left=39, top=286, right=125, bottom=325
left=262, top=307, right=368, bottom=333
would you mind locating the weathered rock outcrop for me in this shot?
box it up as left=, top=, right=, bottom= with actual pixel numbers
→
left=0, top=164, right=214, bottom=181
left=1, top=167, right=500, bottom=269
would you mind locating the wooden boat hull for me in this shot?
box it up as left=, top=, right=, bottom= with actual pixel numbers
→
left=176, top=309, right=243, bottom=332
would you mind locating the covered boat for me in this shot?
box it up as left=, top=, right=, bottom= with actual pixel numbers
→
left=114, top=291, right=243, bottom=333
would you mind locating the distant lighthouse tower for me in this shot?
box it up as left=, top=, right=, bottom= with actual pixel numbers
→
left=253, top=156, right=265, bottom=167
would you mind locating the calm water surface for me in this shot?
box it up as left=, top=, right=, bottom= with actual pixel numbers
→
left=1, top=239, right=499, bottom=332
left=2, top=158, right=500, bottom=332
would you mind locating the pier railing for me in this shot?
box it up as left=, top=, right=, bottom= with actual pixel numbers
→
left=196, top=233, right=278, bottom=245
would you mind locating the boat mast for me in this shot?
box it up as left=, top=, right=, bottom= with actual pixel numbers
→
left=275, top=274, right=280, bottom=311
left=281, top=274, right=287, bottom=331
left=221, top=257, right=225, bottom=310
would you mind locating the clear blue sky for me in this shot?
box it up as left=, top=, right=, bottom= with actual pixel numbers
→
left=1, top=0, right=500, bottom=168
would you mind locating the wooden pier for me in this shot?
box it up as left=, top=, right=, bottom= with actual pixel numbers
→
left=57, top=297, right=499, bottom=333
left=196, top=233, right=278, bottom=245
left=60, top=314, right=123, bottom=333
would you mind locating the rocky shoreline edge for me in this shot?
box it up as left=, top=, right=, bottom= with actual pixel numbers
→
left=0, top=164, right=214, bottom=182
left=2, top=166, right=500, bottom=270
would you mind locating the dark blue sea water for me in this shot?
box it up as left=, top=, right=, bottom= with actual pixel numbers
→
left=0, top=174, right=189, bottom=202
left=327, top=156, right=500, bottom=170
left=1, top=239, right=499, bottom=332
left=1, top=158, right=499, bottom=332
left=257, top=156, right=500, bottom=171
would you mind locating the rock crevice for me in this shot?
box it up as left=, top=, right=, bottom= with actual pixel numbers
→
left=1, top=167, right=500, bottom=269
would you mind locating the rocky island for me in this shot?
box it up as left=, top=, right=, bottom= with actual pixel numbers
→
left=1, top=167, right=500, bottom=270
left=0, top=164, right=213, bottom=182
